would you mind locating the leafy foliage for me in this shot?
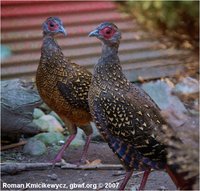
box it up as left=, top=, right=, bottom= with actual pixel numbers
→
left=119, top=1, right=199, bottom=49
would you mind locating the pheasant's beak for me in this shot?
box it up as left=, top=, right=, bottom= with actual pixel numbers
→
left=88, top=29, right=99, bottom=37
left=59, top=25, right=67, bottom=36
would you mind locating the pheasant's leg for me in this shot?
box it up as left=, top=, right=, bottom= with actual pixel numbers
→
left=52, top=134, right=76, bottom=165
left=78, top=134, right=92, bottom=165
left=119, top=169, right=134, bottom=190
left=138, top=168, right=151, bottom=190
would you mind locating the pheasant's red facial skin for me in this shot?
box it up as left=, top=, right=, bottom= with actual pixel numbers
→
left=100, top=26, right=116, bottom=39
left=47, top=21, right=59, bottom=32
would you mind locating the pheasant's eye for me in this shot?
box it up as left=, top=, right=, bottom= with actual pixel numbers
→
left=100, top=27, right=116, bottom=39
left=48, top=21, right=58, bottom=31
left=105, top=29, right=111, bottom=34
left=49, top=23, right=54, bottom=27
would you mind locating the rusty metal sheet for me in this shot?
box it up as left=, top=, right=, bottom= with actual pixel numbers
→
left=1, top=1, right=193, bottom=81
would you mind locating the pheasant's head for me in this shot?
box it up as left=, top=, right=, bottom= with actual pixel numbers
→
left=89, top=22, right=121, bottom=46
left=42, top=17, right=66, bottom=36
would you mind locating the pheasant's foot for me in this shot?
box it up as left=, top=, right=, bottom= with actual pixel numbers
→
left=50, top=156, right=63, bottom=168
left=50, top=134, right=76, bottom=168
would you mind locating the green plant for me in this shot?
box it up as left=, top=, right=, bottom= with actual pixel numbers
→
left=119, top=1, right=199, bottom=48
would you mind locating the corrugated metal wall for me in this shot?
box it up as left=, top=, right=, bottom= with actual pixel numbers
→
left=1, top=1, right=193, bottom=81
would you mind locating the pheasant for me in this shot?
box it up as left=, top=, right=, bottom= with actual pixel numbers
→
left=88, top=22, right=194, bottom=190
left=36, top=17, right=93, bottom=165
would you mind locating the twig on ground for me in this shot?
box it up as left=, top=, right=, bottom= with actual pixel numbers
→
left=1, top=163, right=56, bottom=175
left=1, top=162, right=123, bottom=175
left=61, top=163, right=124, bottom=170
left=1, top=141, right=27, bottom=151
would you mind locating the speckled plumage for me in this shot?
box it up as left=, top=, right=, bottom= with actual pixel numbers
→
left=36, top=17, right=92, bottom=164
left=88, top=22, right=191, bottom=190
left=37, top=37, right=92, bottom=128
left=88, top=44, right=167, bottom=169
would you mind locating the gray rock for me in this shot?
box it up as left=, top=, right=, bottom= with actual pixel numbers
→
left=40, top=115, right=64, bottom=132
left=23, top=139, right=46, bottom=156
left=1, top=79, right=42, bottom=141
left=142, top=80, right=187, bottom=114
left=33, top=108, right=45, bottom=119
left=49, top=111, right=65, bottom=127
left=34, top=132, right=65, bottom=146
left=70, top=129, right=85, bottom=147
left=39, top=103, right=52, bottom=113
left=33, top=115, right=64, bottom=132
left=173, top=77, right=199, bottom=95
left=33, top=118, right=49, bottom=131
left=90, top=123, right=103, bottom=142
left=47, top=173, right=58, bottom=180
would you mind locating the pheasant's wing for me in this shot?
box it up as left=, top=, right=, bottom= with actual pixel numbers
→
left=57, top=62, right=92, bottom=112
left=94, top=84, right=170, bottom=163
left=91, top=90, right=164, bottom=170
left=127, top=84, right=180, bottom=143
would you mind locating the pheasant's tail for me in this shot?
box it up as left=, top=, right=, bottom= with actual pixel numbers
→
left=166, top=165, right=196, bottom=190
left=101, top=129, right=163, bottom=171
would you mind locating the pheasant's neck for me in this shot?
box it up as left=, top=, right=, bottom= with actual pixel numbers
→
left=42, top=35, right=61, bottom=55
left=93, top=43, right=129, bottom=89
left=101, top=43, right=119, bottom=58
left=39, top=35, right=66, bottom=70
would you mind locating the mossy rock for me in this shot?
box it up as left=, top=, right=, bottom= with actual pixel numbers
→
left=23, top=139, right=46, bottom=156
left=33, top=108, right=45, bottom=119
left=34, top=132, right=65, bottom=146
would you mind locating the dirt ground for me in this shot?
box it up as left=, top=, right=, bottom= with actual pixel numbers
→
left=1, top=142, right=176, bottom=191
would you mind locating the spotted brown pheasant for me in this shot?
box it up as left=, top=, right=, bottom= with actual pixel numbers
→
left=88, top=22, right=193, bottom=190
left=36, top=17, right=92, bottom=164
